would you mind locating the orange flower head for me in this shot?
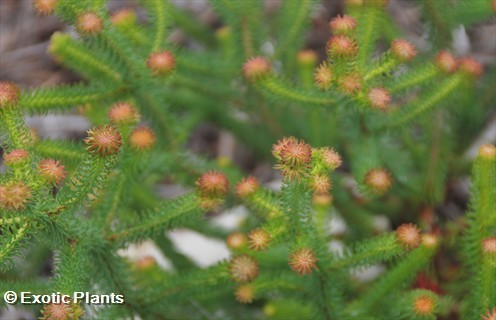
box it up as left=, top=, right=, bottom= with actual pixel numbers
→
left=459, top=57, right=483, bottom=78
left=76, top=12, right=103, bottom=35
left=226, top=232, right=247, bottom=249
left=314, top=63, right=333, bottom=90
left=111, top=8, right=137, bottom=26
left=248, top=228, right=271, bottom=252
left=368, top=87, right=391, bottom=110
left=229, top=254, right=259, bottom=282
left=289, top=248, right=318, bottom=275
left=4, top=149, right=29, bottom=166
left=130, top=126, right=156, bottom=151
left=391, top=39, right=416, bottom=62
left=320, top=147, right=342, bottom=170
left=0, top=81, right=20, bottom=108
left=413, top=294, right=436, bottom=316
left=310, top=174, right=332, bottom=195
left=329, top=15, right=357, bottom=34
left=235, top=284, right=255, bottom=304
left=196, top=171, right=229, bottom=198
left=482, top=307, right=496, bottom=320
left=235, top=176, right=259, bottom=198
left=33, top=0, right=57, bottom=15
left=108, top=102, right=140, bottom=125
left=435, top=51, right=458, bottom=74
left=482, top=237, right=496, bottom=254
left=0, top=182, right=32, bottom=211
left=338, top=73, right=362, bottom=95
left=326, top=35, right=358, bottom=57
left=38, top=159, right=66, bottom=185
left=243, top=57, right=271, bottom=80
left=147, top=51, right=176, bottom=76
left=478, top=144, right=495, bottom=159
left=84, top=125, right=122, bottom=157
left=364, top=168, right=392, bottom=194
left=396, top=223, right=421, bottom=249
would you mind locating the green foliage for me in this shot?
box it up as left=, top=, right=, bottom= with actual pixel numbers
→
left=0, top=0, right=494, bottom=319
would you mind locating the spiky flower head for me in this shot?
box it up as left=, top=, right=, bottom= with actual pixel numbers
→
left=329, top=15, right=357, bottom=34
left=396, top=223, right=421, bottom=249
left=412, top=293, right=437, bottom=316
left=0, top=81, right=20, bottom=108
left=4, top=149, right=29, bottom=166
left=314, top=63, right=333, bottom=90
left=0, top=182, right=32, bottom=211
left=76, top=12, right=103, bottom=36
left=108, top=102, right=140, bottom=125
left=229, top=254, right=259, bottom=282
left=289, top=248, right=318, bottom=275
left=310, top=174, right=332, bottom=195
left=243, top=57, right=271, bottom=80
left=458, top=57, right=483, bottom=78
left=320, top=147, right=342, bottom=170
left=226, top=232, right=248, bottom=250
left=391, top=39, right=416, bottom=62
left=338, top=73, right=362, bottom=95
left=111, top=8, right=137, bottom=26
left=248, top=228, right=271, bottom=252
left=368, top=87, right=391, bottom=110
left=435, top=50, right=458, bottom=74
left=326, top=35, right=358, bottom=57
left=33, top=0, right=57, bottom=15
left=235, top=284, right=255, bottom=304
left=482, top=307, right=496, bottom=320
left=479, top=144, right=496, bottom=159
left=130, top=126, right=156, bottom=151
left=147, top=51, right=176, bottom=76
left=197, top=171, right=229, bottom=198
left=482, top=237, right=496, bottom=254
left=41, top=302, right=84, bottom=320
left=273, top=137, right=312, bottom=180
left=235, top=176, right=259, bottom=198
left=38, top=159, right=66, bottom=185
left=297, top=50, right=318, bottom=66
left=364, top=168, right=393, bottom=194
left=84, top=125, right=122, bottom=157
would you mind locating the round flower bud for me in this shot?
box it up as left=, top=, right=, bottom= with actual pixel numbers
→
left=41, top=302, right=84, bottom=320
left=84, top=125, right=122, bottom=157
left=235, top=176, right=259, bottom=198
left=422, top=234, right=439, bottom=248
left=338, top=73, right=362, bottom=95
left=458, top=57, right=483, bottom=78
left=391, top=39, right=416, bottom=62
left=396, top=223, right=421, bottom=249
left=435, top=50, right=458, bottom=74
left=482, top=237, right=496, bottom=254
left=364, top=168, right=392, bottom=194
left=313, top=194, right=333, bottom=207
left=76, top=12, right=103, bottom=36
left=130, top=126, right=156, bottom=150
left=314, top=63, right=333, bottom=90
left=243, top=57, right=271, bottom=80
left=320, top=147, right=342, bottom=170
left=272, top=136, right=298, bottom=160
left=196, top=171, right=229, bottom=198
left=38, top=159, right=66, bottom=185
left=235, top=284, right=255, bottom=304
left=4, top=149, right=29, bottom=166
left=0, top=81, right=20, bottom=108
left=326, top=35, right=358, bottom=57
left=289, top=248, right=318, bottom=275
left=482, top=307, right=496, bottom=320
left=108, top=102, right=140, bottom=125
left=310, top=174, right=332, bottom=195
left=33, top=0, right=57, bottom=15
left=413, top=294, right=437, bottom=316
left=229, top=254, right=259, bottom=282
left=248, top=228, right=271, bottom=251
left=329, top=15, right=357, bottom=34
left=226, top=232, right=247, bottom=249
left=368, top=87, right=391, bottom=110
left=111, top=8, right=137, bottom=26
left=136, top=256, right=157, bottom=269
left=478, top=144, right=496, bottom=159
left=147, top=51, right=176, bottom=77
left=0, top=182, right=32, bottom=211
left=297, top=50, right=318, bottom=66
